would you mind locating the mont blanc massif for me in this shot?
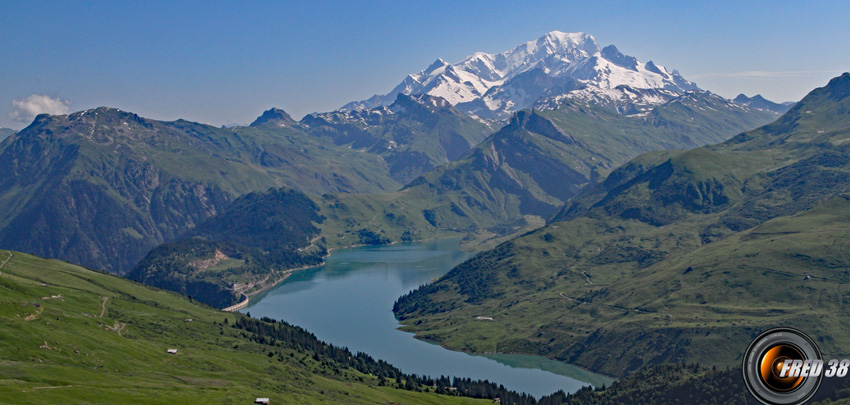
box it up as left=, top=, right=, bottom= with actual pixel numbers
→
left=3, top=31, right=850, bottom=404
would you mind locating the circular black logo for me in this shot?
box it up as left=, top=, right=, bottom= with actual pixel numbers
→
left=743, top=328, right=823, bottom=404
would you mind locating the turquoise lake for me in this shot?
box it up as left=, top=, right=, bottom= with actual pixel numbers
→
left=243, top=238, right=613, bottom=398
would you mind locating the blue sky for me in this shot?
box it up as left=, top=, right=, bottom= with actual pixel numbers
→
left=1, top=0, right=848, bottom=129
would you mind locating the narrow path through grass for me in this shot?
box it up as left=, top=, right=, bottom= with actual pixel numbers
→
left=0, top=251, right=12, bottom=276
left=99, top=297, right=109, bottom=318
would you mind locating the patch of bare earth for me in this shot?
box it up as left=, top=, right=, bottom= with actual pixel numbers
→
left=188, top=249, right=230, bottom=272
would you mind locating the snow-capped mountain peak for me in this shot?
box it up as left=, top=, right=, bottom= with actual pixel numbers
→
left=600, top=45, right=638, bottom=71
left=424, top=58, right=449, bottom=75
left=340, top=31, right=700, bottom=121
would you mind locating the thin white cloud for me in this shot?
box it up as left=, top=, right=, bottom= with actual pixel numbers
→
left=691, top=70, right=845, bottom=79
left=9, top=94, right=71, bottom=123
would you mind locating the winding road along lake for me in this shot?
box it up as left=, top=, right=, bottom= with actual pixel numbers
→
left=243, top=239, right=613, bottom=398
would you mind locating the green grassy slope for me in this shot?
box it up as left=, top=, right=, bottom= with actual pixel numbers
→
left=129, top=95, right=779, bottom=309
left=317, top=92, right=779, bottom=245
left=127, top=184, right=537, bottom=310
left=551, top=363, right=850, bottom=404
left=400, top=92, right=779, bottom=229
left=0, top=90, right=774, bottom=278
left=302, top=94, right=495, bottom=184
left=393, top=73, right=850, bottom=377
left=0, top=107, right=400, bottom=274
left=0, top=249, right=494, bottom=404
left=126, top=188, right=327, bottom=308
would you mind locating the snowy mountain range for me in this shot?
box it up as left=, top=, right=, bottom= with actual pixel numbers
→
left=341, top=31, right=701, bottom=121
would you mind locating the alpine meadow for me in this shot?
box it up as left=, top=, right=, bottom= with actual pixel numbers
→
left=2, top=5, right=850, bottom=403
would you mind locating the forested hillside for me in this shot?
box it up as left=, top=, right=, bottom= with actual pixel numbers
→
left=127, top=188, right=326, bottom=308
left=395, top=73, right=850, bottom=377
left=131, top=92, right=780, bottom=308
left=0, top=108, right=399, bottom=274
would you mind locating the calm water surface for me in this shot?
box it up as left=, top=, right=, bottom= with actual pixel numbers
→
left=244, top=239, right=613, bottom=398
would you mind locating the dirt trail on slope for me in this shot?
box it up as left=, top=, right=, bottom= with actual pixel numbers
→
left=0, top=251, right=11, bottom=276
left=99, top=297, right=109, bottom=318
left=559, top=292, right=654, bottom=313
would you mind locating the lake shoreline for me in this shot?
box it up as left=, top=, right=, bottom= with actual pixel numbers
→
left=227, top=224, right=536, bottom=311
left=225, top=237, right=446, bottom=311
left=241, top=239, right=611, bottom=397
left=403, top=331, right=618, bottom=384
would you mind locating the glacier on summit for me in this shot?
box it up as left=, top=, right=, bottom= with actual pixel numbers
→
left=341, top=31, right=700, bottom=121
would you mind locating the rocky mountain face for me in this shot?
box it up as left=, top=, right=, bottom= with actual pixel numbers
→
left=301, top=93, right=494, bottom=183
left=342, top=31, right=700, bottom=121
left=0, top=32, right=785, bottom=282
left=393, top=73, right=850, bottom=377
left=128, top=86, right=781, bottom=307
left=0, top=107, right=400, bottom=273
left=733, top=93, right=795, bottom=114
left=399, top=90, right=779, bottom=229
left=249, top=107, right=298, bottom=127
left=0, top=93, right=494, bottom=274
